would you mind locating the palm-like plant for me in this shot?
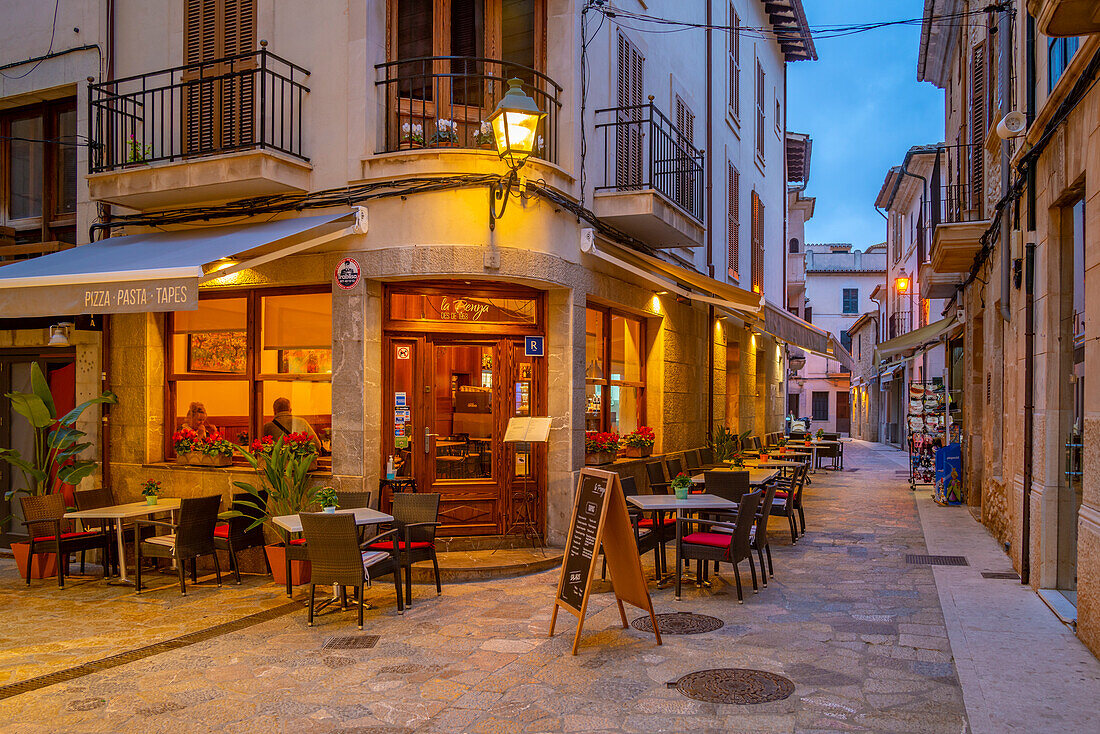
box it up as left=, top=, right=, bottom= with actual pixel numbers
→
left=227, top=436, right=321, bottom=537
left=0, top=363, right=117, bottom=499
left=709, top=427, right=753, bottom=464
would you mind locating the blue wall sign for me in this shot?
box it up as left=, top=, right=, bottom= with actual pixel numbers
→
left=525, top=336, right=544, bottom=357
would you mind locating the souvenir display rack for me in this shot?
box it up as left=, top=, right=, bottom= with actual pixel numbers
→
left=907, top=381, right=947, bottom=489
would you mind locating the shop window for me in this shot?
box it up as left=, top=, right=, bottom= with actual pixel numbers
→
left=586, top=306, right=645, bottom=435
left=167, top=289, right=332, bottom=464
left=1, top=100, right=77, bottom=248
left=811, top=391, right=829, bottom=421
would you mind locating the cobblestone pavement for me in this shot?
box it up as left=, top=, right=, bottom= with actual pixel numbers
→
left=0, top=443, right=970, bottom=733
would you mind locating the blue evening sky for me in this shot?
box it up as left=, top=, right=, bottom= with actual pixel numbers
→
left=788, top=0, right=944, bottom=249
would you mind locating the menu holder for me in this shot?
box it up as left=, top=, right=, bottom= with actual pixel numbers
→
left=549, top=468, right=661, bottom=655
left=503, top=416, right=551, bottom=443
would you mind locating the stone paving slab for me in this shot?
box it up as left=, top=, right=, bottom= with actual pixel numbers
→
left=0, top=443, right=971, bottom=732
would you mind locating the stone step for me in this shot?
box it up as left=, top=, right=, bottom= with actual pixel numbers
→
left=408, top=547, right=563, bottom=584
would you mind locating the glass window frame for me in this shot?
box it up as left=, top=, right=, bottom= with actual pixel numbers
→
left=585, top=304, right=646, bottom=435
left=165, top=285, right=332, bottom=464
left=811, top=390, right=830, bottom=421
left=842, top=288, right=858, bottom=314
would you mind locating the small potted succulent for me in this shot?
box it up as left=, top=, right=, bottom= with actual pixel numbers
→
left=141, top=479, right=161, bottom=506
left=620, top=426, right=655, bottom=458
left=671, top=472, right=692, bottom=500
left=317, top=486, right=338, bottom=513
left=584, top=431, right=620, bottom=465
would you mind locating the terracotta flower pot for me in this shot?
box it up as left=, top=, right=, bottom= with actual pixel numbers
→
left=584, top=451, right=615, bottom=466
left=621, top=445, right=652, bottom=459
left=265, top=544, right=311, bottom=587
left=11, top=541, right=58, bottom=579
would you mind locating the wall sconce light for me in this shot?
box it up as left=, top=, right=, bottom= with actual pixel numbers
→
left=488, top=79, right=546, bottom=231
left=895, top=276, right=910, bottom=294
left=48, top=322, right=73, bottom=347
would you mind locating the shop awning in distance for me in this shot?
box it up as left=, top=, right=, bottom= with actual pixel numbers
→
left=762, top=301, right=831, bottom=357
left=0, top=210, right=361, bottom=318
left=873, top=315, right=957, bottom=365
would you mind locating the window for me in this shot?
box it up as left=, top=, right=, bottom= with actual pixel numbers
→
left=728, top=4, right=740, bottom=119
left=167, top=288, right=332, bottom=466
left=674, top=95, right=696, bottom=214
left=787, top=393, right=799, bottom=418
left=1, top=100, right=77, bottom=247
left=891, top=213, right=902, bottom=262
left=788, top=237, right=799, bottom=253
left=1048, top=36, right=1080, bottom=92
left=750, top=190, right=764, bottom=293
left=755, top=58, right=765, bottom=161
left=585, top=306, right=645, bottom=434
left=775, top=95, right=781, bottom=135
left=970, top=42, right=986, bottom=215
left=856, top=333, right=861, bottom=360
left=803, top=306, right=812, bottom=324
left=842, top=288, right=858, bottom=314
left=811, top=391, right=829, bottom=421
left=840, top=330, right=852, bottom=353
left=727, top=162, right=740, bottom=280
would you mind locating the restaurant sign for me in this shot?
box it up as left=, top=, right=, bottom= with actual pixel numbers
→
left=0, top=277, right=198, bottom=318
left=388, top=292, right=537, bottom=325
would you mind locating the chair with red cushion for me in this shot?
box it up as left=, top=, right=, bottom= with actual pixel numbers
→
left=675, top=489, right=762, bottom=603
left=601, top=476, right=664, bottom=580
left=136, top=495, right=223, bottom=596
left=769, top=463, right=808, bottom=541
left=213, top=491, right=268, bottom=584
left=644, top=460, right=670, bottom=494
left=365, top=492, right=441, bottom=607
left=20, top=493, right=111, bottom=588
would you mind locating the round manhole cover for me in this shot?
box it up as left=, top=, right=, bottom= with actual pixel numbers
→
left=631, top=612, right=724, bottom=635
left=673, top=668, right=795, bottom=705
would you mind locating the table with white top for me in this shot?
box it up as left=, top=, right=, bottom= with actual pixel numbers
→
left=64, top=499, right=182, bottom=584
left=690, top=468, right=778, bottom=487
left=272, top=507, right=394, bottom=597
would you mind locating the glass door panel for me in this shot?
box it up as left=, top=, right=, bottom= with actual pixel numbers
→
left=431, top=343, right=494, bottom=481
left=389, top=340, right=417, bottom=480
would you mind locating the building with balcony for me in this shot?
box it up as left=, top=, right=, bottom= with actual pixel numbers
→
left=0, top=0, right=821, bottom=549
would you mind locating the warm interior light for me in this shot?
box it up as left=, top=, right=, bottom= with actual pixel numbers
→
left=752, top=284, right=761, bottom=293
left=488, top=79, right=546, bottom=171
left=895, top=276, right=910, bottom=294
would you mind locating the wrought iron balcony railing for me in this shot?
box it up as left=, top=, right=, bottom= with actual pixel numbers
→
left=89, top=46, right=309, bottom=174
left=594, top=102, right=705, bottom=222
left=930, top=143, right=988, bottom=227
left=374, top=56, right=562, bottom=163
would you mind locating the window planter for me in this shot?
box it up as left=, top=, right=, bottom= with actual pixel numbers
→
left=584, top=451, right=616, bottom=466
left=620, top=445, right=652, bottom=459
left=175, top=453, right=233, bottom=467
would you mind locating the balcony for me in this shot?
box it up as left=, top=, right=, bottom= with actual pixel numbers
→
left=87, top=47, right=311, bottom=210
left=1029, top=0, right=1100, bottom=36
left=592, top=102, right=705, bottom=248
left=888, top=311, right=911, bottom=340
left=928, top=145, right=991, bottom=276
left=374, top=57, right=561, bottom=164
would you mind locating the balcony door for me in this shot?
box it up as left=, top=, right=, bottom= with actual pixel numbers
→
left=183, top=0, right=256, bottom=155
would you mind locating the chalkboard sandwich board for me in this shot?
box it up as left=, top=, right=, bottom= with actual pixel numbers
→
left=550, top=468, right=661, bottom=654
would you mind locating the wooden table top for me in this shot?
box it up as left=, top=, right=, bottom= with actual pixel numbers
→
left=690, top=468, right=778, bottom=486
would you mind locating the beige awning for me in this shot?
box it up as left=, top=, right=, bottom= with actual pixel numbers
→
left=873, top=315, right=957, bottom=364
left=763, top=301, right=832, bottom=356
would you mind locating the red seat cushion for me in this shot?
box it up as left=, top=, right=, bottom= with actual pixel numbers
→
left=774, top=490, right=788, bottom=499
left=366, top=540, right=433, bottom=551
left=681, top=531, right=733, bottom=549
left=213, top=524, right=229, bottom=539
left=33, top=531, right=100, bottom=542
left=637, top=517, right=676, bottom=528
left=289, top=537, right=307, bottom=546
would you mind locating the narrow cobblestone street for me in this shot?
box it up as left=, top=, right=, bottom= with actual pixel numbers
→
left=0, top=442, right=1001, bottom=733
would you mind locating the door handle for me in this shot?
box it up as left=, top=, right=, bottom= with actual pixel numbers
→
left=424, top=427, right=439, bottom=454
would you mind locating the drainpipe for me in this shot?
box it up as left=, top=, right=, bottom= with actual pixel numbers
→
left=998, top=5, right=1012, bottom=323
left=705, top=1, right=715, bottom=440
left=1021, top=241, right=1034, bottom=584
left=708, top=305, right=715, bottom=440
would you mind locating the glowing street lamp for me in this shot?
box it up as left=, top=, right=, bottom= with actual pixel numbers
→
left=895, top=276, right=910, bottom=294
left=487, top=79, right=546, bottom=231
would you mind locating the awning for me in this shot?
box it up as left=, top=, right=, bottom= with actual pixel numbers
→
left=827, top=337, right=856, bottom=372
left=879, top=362, right=904, bottom=382
left=763, top=301, right=831, bottom=356
left=0, top=210, right=364, bottom=318
left=580, top=229, right=763, bottom=313
left=873, top=315, right=957, bottom=364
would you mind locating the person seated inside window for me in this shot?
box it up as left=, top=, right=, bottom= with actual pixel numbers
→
left=262, top=397, right=323, bottom=452
left=182, top=401, right=219, bottom=439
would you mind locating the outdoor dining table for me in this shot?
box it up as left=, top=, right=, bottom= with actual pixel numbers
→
left=625, top=493, right=740, bottom=597
left=64, top=499, right=182, bottom=585
left=272, top=507, right=394, bottom=598
left=690, top=467, right=779, bottom=487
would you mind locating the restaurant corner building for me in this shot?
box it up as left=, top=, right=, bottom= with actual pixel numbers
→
left=0, top=1, right=837, bottom=551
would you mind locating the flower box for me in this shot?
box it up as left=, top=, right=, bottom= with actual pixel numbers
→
left=585, top=451, right=616, bottom=466
left=175, top=452, right=232, bottom=467
left=620, top=445, right=652, bottom=459
left=265, top=544, right=311, bottom=586
left=11, top=541, right=58, bottom=579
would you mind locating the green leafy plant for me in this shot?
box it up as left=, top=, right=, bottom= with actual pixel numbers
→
left=126, top=134, right=152, bottom=163
left=141, top=479, right=161, bottom=498
left=708, top=427, right=752, bottom=464
left=816, top=428, right=825, bottom=439
left=317, top=486, right=338, bottom=509
left=0, top=363, right=118, bottom=499
left=225, top=436, right=322, bottom=536
left=670, top=472, right=693, bottom=492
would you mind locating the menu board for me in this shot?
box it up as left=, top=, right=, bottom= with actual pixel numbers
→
left=550, top=468, right=661, bottom=654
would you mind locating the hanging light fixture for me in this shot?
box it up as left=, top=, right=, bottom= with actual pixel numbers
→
left=487, top=79, right=547, bottom=230
left=48, top=322, right=73, bottom=347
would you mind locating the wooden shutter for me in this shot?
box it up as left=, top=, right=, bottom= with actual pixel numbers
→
left=755, top=60, right=765, bottom=159
left=616, top=32, right=643, bottom=189
left=751, top=191, right=764, bottom=292
left=183, top=0, right=255, bottom=154
left=728, top=163, right=740, bottom=279
left=674, top=96, right=695, bottom=213
left=729, top=4, right=740, bottom=118
left=969, top=42, right=985, bottom=216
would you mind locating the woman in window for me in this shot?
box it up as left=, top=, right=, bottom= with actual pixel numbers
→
left=181, top=401, right=219, bottom=440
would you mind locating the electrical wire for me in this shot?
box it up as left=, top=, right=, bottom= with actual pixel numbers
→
left=1, top=0, right=61, bottom=80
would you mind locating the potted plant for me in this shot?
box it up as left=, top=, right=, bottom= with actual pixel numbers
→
left=250, top=432, right=318, bottom=472
left=317, top=486, right=338, bottom=513
left=815, top=428, right=825, bottom=440
left=584, top=431, right=620, bottom=465
left=474, top=120, right=494, bottom=149
left=671, top=472, right=692, bottom=500
left=226, top=436, right=325, bottom=586
left=620, top=426, right=655, bottom=458
left=709, top=427, right=752, bottom=464
left=125, top=134, right=152, bottom=164
left=173, top=428, right=233, bottom=466
left=431, top=118, right=460, bottom=147
left=399, top=121, right=424, bottom=149
left=0, top=363, right=117, bottom=579
left=141, top=479, right=161, bottom=506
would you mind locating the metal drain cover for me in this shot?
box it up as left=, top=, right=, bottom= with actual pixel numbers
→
left=632, top=612, right=724, bottom=635
left=905, top=554, right=969, bottom=566
left=981, top=571, right=1019, bottom=579
left=672, top=668, right=795, bottom=704
left=322, top=635, right=379, bottom=650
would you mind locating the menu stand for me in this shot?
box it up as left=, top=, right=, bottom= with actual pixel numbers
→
left=495, top=417, right=552, bottom=554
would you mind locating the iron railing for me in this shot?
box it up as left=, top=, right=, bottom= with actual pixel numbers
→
left=930, top=143, right=988, bottom=226
left=374, top=56, right=562, bottom=163
left=89, top=45, right=309, bottom=174
left=888, top=311, right=912, bottom=339
left=594, top=102, right=705, bottom=222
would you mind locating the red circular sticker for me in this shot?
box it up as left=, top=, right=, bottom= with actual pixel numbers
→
left=335, top=257, right=361, bottom=290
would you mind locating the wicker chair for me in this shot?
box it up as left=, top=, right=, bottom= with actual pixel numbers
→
left=336, top=490, right=375, bottom=543
left=770, top=463, right=808, bottom=541
left=666, top=456, right=684, bottom=480
left=602, top=476, right=664, bottom=580
left=213, top=491, right=268, bottom=584
left=135, top=495, right=223, bottom=595
left=702, top=470, right=750, bottom=504
left=683, top=450, right=701, bottom=473
left=675, top=489, right=763, bottom=603
left=698, top=446, right=719, bottom=469
left=365, top=492, right=441, bottom=607
left=300, top=512, right=403, bottom=627
left=644, top=461, right=670, bottom=494
left=816, top=442, right=841, bottom=470
left=73, top=487, right=119, bottom=575
left=750, top=483, right=778, bottom=585
left=20, top=493, right=111, bottom=588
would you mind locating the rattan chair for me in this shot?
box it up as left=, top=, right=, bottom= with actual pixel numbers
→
left=602, top=476, right=664, bottom=579
left=135, top=495, right=223, bottom=595
left=816, top=442, right=841, bottom=470
left=683, top=450, right=701, bottom=473
left=214, top=491, right=268, bottom=584
left=702, top=470, right=750, bottom=504
left=698, top=446, right=719, bottom=469
left=666, top=455, right=684, bottom=480
left=645, top=461, right=670, bottom=494
left=676, top=489, right=763, bottom=603
left=336, top=490, right=375, bottom=543
left=73, top=487, right=119, bottom=575
left=365, top=492, right=441, bottom=607
left=20, top=493, right=111, bottom=588
left=300, top=512, right=403, bottom=627
left=770, top=463, right=808, bottom=541
left=750, top=483, right=778, bottom=584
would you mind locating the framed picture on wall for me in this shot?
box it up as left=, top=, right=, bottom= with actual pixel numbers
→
left=187, top=332, right=247, bottom=373
left=277, top=349, right=332, bottom=374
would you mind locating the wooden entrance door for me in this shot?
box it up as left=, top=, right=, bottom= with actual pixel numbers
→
left=836, top=389, right=851, bottom=436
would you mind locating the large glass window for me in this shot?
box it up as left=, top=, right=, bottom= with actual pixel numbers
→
left=167, top=289, right=332, bottom=465
left=1048, top=36, right=1080, bottom=92
left=586, top=306, right=645, bottom=434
